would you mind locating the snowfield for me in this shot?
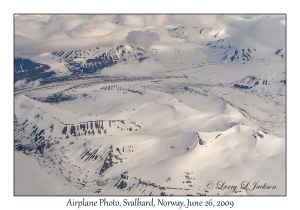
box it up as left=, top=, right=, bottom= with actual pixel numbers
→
left=14, top=75, right=285, bottom=195
left=14, top=17, right=285, bottom=196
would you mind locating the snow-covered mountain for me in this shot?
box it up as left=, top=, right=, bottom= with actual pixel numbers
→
left=14, top=83, right=285, bottom=195
left=14, top=25, right=285, bottom=81
left=232, top=72, right=286, bottom=97
left=199, top=27, right=214, bottom=34
left=14, top=45, right=148, bottom=81
left=14, top=20, right=286, bottom=196
left=206, top=38, right=260, bottom=63
left=168, top=26, right=188, bottom=41
left=50, top=45, right=147, bottom=75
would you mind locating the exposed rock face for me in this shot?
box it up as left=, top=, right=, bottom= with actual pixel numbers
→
left=14, top=58, right=55, bottom=82
left=62, top=120, right=142, bottom=137
left=51, top=45, right=147, bottom=74
left=206, top=39, right=257, bottom=63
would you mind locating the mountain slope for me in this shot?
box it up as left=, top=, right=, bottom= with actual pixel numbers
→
left=14, top=58, right=55, bottom=82
left=51, top=45, right=147, bottom=74
left=14, top=84, right=285, bottom=195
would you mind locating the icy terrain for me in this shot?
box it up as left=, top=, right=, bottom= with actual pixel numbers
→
left=14, top=17, right=285, bottom=196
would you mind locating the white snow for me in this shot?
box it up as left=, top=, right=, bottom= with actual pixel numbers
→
left=14, top=18, right=285, bottom=196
